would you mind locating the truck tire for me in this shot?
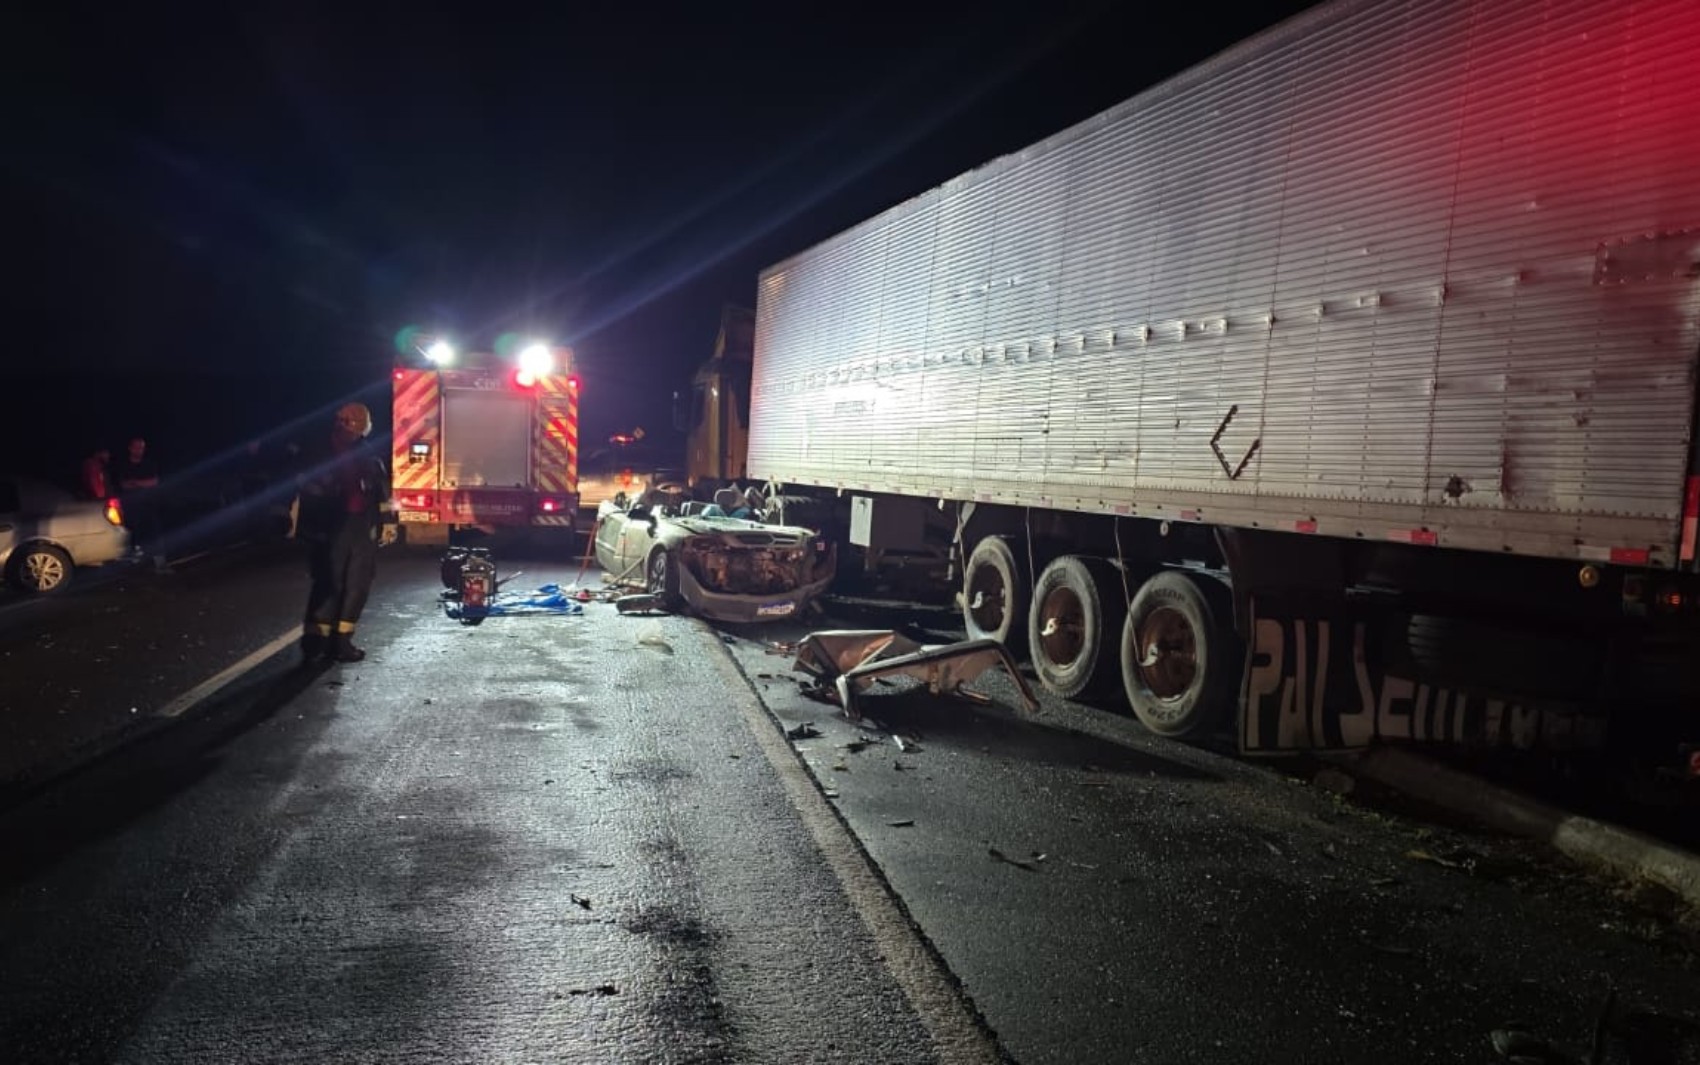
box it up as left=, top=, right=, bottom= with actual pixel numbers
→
left=1028, top=555, right=1126, bottom=699
left=1121, top=571, right=1237, bottom=737
left=963, top=535, right=1028, bottom=656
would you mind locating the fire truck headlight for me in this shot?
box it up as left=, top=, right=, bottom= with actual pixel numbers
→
left=425, top=340, right=455, bottom=366
left=518, top=343, right=554, bottom=377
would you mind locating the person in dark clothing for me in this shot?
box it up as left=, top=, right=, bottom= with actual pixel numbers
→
left=116, top=436, right=165, bottom=569
left=295, top=402, right=395, bottom=663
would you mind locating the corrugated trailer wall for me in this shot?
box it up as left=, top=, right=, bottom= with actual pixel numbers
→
left=749, top=0, right=1700, bottom=569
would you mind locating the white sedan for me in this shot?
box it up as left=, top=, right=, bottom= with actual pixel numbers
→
left=0, top=476, right=132, bottom=594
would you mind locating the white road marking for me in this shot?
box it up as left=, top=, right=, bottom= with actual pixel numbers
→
left=157, top=627, right=300, bottom=719
left=709, top=636, right=1003, bottom=1065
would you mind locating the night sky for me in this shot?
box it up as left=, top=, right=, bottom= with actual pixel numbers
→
left=8, top=0, right=1317, bottom=483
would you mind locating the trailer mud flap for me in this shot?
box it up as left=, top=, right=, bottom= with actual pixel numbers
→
left=1239, top=595, right=1608, bottom=755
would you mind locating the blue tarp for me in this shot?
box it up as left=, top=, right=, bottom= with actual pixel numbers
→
left=443, top=583, right=586, bottom=620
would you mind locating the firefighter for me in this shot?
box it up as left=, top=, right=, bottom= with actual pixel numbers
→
left=295, top=402, right=396, bottom=663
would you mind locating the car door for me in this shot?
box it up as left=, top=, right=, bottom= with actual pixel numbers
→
left=614, top=508, right=658, bottom=576
left=593, top=506, right=627, bottom=573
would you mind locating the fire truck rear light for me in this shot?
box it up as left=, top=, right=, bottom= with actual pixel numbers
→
left=513, top=370, right=536, bottom=389
left=1655, top=587, right=1683, bottom=613
left=538, top=498, right=560, bottom=513
left=399, top=491, right=435, bottom=510
left=104, top=498, right=123, bottom=527
left=568, top=375, right=580, bottom=391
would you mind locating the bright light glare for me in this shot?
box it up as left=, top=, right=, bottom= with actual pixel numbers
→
left=425, top=340, right=455, bottom=365
left=518, top=343, right=554, bottom=377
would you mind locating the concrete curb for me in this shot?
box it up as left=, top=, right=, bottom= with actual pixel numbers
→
left=1333, top=747, right=1700, bottom=911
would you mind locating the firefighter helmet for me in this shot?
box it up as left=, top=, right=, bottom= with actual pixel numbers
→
left=335, top=402, right=373, bottom=439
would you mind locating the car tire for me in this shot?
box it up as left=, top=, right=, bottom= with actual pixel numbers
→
left=10, top=543, right=73, bottom=595
left=1028, top=555, right=1126, bottom=699
left=646, top=546, right=682, bottom=611
left=1121, top=571, right=1238, bottom=738
left=962, top=535, right=1028, bottom=656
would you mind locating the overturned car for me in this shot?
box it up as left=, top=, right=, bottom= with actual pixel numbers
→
left=592, top=496, right=836, bottom=623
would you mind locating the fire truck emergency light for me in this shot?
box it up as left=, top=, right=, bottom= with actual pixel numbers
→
left=425, top=340, right=456, bottom=366
left=518, top=343, right=554, bottom=378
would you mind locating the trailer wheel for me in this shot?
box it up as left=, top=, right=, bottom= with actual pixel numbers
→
left=963, top=535, right=1027, bottom=655
left=646, top=546, right=681, bottom=611
left=1028, top=555, right=1126, bottom=699
left=1121, top=571, right=1236, bottom=737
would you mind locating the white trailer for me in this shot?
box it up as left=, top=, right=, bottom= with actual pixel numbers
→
left=747, top=0, right=1700, bottom=759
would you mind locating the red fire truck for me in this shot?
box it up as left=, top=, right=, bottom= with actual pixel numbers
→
left=390, top=340, right=580, bottom=545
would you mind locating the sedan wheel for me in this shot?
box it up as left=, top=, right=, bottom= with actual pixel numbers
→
left=13, top=544, right=73, bottom=595
left=646, top=547, right=681, bottom=610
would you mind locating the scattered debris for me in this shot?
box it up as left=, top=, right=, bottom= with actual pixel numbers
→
left=616, top=594, right=666, bottom=615
left=637, top=627, right=675, bottom=655
left=888, top=819, right=916, bottom=828
left=720, top=635, right=738, bottom=646
left=785, top=722, right=822, bottom=740
left=842, top=738, right=877, bottom=754
left=988, top=847, right=1042, bottom=872
left=565, top=984, right=619, bottom=998
left=1312, top=767, right=1357, bottom=796
left=894, top=735, right=922, bottom=754
left=1489, top=982, right=1617, bottom=1065
left=570, top=894, right=592, bottom=910
left=790, top=629, right=1040, bottom=721
left=1406, top=849, right=1472, bottom=872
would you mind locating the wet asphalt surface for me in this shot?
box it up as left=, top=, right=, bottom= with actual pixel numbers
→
left=1, top=547, right=1698, bottom=1063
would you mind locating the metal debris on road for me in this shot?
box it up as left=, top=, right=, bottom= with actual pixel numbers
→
left=565, top=984, right=619, bottom=997
left=615, top=593, right=666, bottom=615
left=888, top=819, right=915, bottom=828
left=570, top=894, right=592, bottom=910
left=785, top=722, right=822, bottom=740
left=1406, top=849, right=1472, bottom=872
left=789, top=629, right=1041, bottom=721
left=988, top=847, right=1042, bottom=872
left=893, top=735, right=922, bottom=753
left=841, top=737, right=877, bottom=754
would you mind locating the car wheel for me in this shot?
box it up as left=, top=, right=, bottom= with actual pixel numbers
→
left=11, top=543, right=73, bottom=595
left=646, top=546, right=681, bottom=611
left=1121, top=571, right=1238, bottom=738
left=1028, top=555, right=1126, bottom=699
left=962, top=535, right=1028, bottom=656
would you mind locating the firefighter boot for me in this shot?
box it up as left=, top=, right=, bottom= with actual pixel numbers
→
left=300, top=625, right=333, bottom=664
left=330, top=629, right=366, bottom=663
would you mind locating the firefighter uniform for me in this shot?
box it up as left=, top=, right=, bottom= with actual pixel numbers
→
left=297, top=403, right=393, bottom=663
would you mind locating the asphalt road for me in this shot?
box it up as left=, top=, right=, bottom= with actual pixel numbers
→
left=1, top=548, right=1698, bottom=1063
